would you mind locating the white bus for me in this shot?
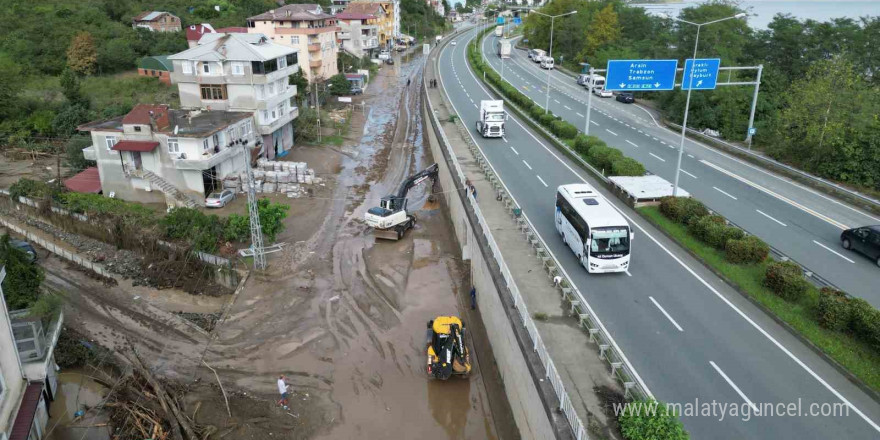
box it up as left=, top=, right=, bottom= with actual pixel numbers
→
left=555, top=184, right=633, bottom=273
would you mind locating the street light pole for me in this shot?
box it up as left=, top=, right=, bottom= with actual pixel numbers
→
left=585, top=66, right=594, bottom=135
left=670, top=13, right=746, bottom=197
left=531, top=10, right=577, bottom=114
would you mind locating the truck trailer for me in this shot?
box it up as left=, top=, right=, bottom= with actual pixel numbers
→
left=496, top=39, right=511, bottom=59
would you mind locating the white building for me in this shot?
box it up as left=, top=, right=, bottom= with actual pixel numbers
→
left=336, top=12, right=380, bottom=58
left=168, top=33, right=300, bottom=159
left=1, top=267, right=63, bottom=440
left=79, top=104, right=257, bottom=207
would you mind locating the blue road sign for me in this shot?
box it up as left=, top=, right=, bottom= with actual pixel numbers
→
left=497, top=17, right=505, bottom=24
left=605, top=60, right=678, bottom=91
left=681, top=58, right=721, bottom=90
left=514, top=17, right=522, bottom=25
left=748, top=127, right=757, bottom=135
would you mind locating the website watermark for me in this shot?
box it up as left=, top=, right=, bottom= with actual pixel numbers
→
left=614, top=398, right=850, bottom=422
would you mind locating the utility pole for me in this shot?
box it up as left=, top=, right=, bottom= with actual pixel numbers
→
left=530, top=10, right=577, bottom=114
left=240, top=139, right=266, bottom=270
left=745, top=64, right=763, bottom=146
left=585, top=67, right=593, bottom=135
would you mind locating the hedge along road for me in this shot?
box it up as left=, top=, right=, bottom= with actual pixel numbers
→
left=441, top=27, right=880, bottom=439
left=481, top=33, right=880, bottom=307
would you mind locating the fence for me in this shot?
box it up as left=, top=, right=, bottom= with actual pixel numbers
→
left=425, top=34, right=653, bottom=440
left=0, top=217, right=115, bottom=279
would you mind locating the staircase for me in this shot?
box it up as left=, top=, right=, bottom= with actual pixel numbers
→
left=137, top=170, right=202, bottom=208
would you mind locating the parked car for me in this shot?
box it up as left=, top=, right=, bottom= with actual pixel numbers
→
left=593, top=88, right=613, bottom=98
left=9, top=239, right=37, bottom=262
left=841, top=225, right=880, bottom=267
left=615, top=91, right=635, bottom=103
left=350, top=86, right=363, bottom=95
left=385, top=57, right=395, bottom=65
left=451, top=41, right=457, bottom=46
left=205, top=189, right=235, bottom=208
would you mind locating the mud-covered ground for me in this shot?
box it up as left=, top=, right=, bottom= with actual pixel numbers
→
left=39, top=49, right=514, bottom=440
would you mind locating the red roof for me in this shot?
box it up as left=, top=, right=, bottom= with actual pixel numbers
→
left=112, top=140, right=159, bottom=152
left=123, top=104, right=170, bottom=128
left=336, top=12, right=376, bottom=20
left=215, top=27, right=247, bottom=33
left=64, top=167, right=102, bottom=194
left=186, top=24, right=214, bottom=41
left=9, top=383, right=44, bottom=440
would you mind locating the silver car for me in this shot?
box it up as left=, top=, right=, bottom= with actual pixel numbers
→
left=205, top=189, right=235, bottom=208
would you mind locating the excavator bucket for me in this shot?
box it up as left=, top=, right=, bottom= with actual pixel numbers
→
left=373, top=229, right=402, bottom=241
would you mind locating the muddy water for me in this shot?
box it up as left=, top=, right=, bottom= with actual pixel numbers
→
left=208, top=49, right=502, bottom=439
left=46, top=370, right=110, bottom=440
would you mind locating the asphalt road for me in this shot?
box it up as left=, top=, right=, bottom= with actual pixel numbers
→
left=437, top=27, right=880, bottom=439
left=480, top=33, right=880, bottom=307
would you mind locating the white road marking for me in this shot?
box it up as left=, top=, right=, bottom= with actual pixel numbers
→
left=564, top=105, right=572, bottom=110
left=680, top=169, right=697, bottom=179
left=713, top=186, right=738, bottom=200
left=554, top=99, right=561, bottom=104
left=687, top=154, right=695, bottom=158
left=650, top=296, right=683, bottom=332
left=710, top=361, right=759, bottom=412
left=649, top=153, right=666, bottom=162
left=502, top=137, right=509, bottom=143
left=537, top=175, right=549, bottom=187
left=591, top=121, right=599, bottom=126
left=510, top=146, right=519, bottom=155
left=447, top=36, right=880, bottom=430
left=813, top=240, right=855, bottom=263
left=701, top=160, right=849, bottom=230
left=522, top=160, right=532, bottom=170
left=606, top=129, right=618, bottom=136
left=756, top=210, right=787, bottom=227
left=625, top=140, right=639, bottom=148
left=576, top=112, right=584, bottom=117
left=625, top=271, right=632, bottom=277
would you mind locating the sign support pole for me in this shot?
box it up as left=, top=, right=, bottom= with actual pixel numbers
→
left=745, top=64, right=763, bottom=145
left=673, top=25, right=701, bottom=197
left=585, top=67, right=594, bottom=136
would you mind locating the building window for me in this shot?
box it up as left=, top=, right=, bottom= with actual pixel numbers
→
left=286, top=53, right=298, bottom=67
left=291, top=36, right=299, bottom=44
left=267, top=82, right=275, bottom=95
left=134, top=126, right=142, bottom=132
left=276, top=103, right=284, bottom=117
left=227, top=128, right=236, bottom=143
left=245, top=119, right=253, bottom=134
left=182, top=61, right=192, bottom=75
left=278, top=56, right=287, bottom=69
left=263, top=110, right=270, bottom=122
left=213, top=133, right=221, bottom=150
left=200, top=84, right=227, bottom=100
left=203, top=139, right=210, bottom=151
left=270, top=107, right=277, bottom=120
left=257, top=84, right=264, bottom=99
left=232, top=62, right=244, bottom=76
left=202, top=62, right=211, bottom=74
left=105, top=135, right=117, bottom=151
left=168, top=138, right=179, bottom=153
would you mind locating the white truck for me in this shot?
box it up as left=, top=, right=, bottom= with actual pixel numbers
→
left=476, top=100, right=506, bottom=138
left=495, top=25, right=503, bottom=37
left=496, top=39, right=511, bottom=59
left=530, top=49, right=546, bottom=63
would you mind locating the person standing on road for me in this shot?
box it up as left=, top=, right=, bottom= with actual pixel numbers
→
left=470, top=287, right=476, bottom=310
left=277, top=375, right=290, bottom=409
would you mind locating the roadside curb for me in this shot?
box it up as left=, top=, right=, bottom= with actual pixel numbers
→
left=637, top=212, right=880, bottom=405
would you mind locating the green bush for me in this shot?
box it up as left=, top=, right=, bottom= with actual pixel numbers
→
left=611, top=157, right=646, bottom=176
left=618, top=399, right=689, bottom=440
left=725, top=235, right=770, bottom=264
left=538, top=113, right=556, bottom=127
left=849, top=298, right=880, bottom=350
left=659, top=197, right=684, bottom=222
left=551, top=120, right=578, bottom=139
left=257, top=198, right=290, bottom=242
left=680, top=198, right=710, bottom=226
left=0, top=234, right=45, bottom=310
left=529, top=104, right=545, bottom=121
left=764, top=261, right=809, bottom=301
left=587, top=145, right=624, bottom=173
left=573, top=134, right=592, bottom=155
left=9, top=178, right=56, bottom=201
left=160, top=207, right=225, bottom=253
left=688, top=215, right=724, bottom=242
left=817, top=288, right=852, bottom=331
left=224, top=214, right=250, bottom=242
left=59, top=192, right=156, bottom=226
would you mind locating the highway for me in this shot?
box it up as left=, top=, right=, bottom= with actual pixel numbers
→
left=437, top=27, right=880, bottom=439
left=480, top=32, right=880, bottom=307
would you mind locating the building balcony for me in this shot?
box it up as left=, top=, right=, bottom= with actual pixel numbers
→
left=10, top=307, right=63, bottom=381
left=310, top=59, right=322, bottom=68
left=308, top=43, right=321, bottom=52
left=257, top=85, right=297, bottom=110
left=82, top=145, right=97, bottom=161
left=258, top=106, right=299, bottom=136
left=173, top=143, right=243, bottom=170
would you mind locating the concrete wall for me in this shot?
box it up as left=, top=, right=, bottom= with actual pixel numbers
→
left=422, top=96, right=560, bottom=440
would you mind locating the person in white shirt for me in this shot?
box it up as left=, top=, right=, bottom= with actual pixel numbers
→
left=277, top=375, right=290, bottom=409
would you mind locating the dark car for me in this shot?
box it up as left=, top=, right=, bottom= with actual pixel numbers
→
left=9, top=239, right=37, bottom=262
left=615, top=92, right=635, bottom=104
left=350, top=87, right=363, bottom=95
left=385, top=57, right=395, bottom=65
left=841, top=225, right=880, bottom=267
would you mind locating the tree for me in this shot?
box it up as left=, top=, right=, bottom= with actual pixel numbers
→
left=52, top=103, right=92, bottom=137
left=327, top=73, right=351, bottom=96
left=583, top=4, right=620, bottom=58
left=289, top=70, right=309, bottom=97
left=0, top=54, right=21, bottom=119
left=60, top=69, right=86, bottom=106
left=65, top=136, right=95, bottom=172
left=257, top=198, right=290, bottom=242
left=67, top=31, right=97, bottom=75
left=0, top=234, right=45, bottom=311
left=98, top=39, right=138, bottom=72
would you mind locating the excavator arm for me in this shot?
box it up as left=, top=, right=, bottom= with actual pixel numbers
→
left=381, top=163, right=439, bottom=211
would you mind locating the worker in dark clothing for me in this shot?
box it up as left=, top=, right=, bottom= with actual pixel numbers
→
left=407, top=78, right=411, bottom=87
left=470, top=287, right=476, bottom=310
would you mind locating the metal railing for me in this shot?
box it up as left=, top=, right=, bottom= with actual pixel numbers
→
left=425, top=29, right=653, bottom=440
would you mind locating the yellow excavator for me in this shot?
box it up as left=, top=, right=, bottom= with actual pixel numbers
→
left=426, top=316, right=472, bottom=380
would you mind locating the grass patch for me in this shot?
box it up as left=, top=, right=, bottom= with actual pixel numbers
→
left=638, top=205, right=880, bottom=392
left=324, top=135, right=345, bottom=147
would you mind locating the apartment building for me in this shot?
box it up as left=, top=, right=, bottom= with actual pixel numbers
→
left=247, top=5, right=339, bottom=82
left=79, top=104, right=257, bottom=207
left=354, top=0, right=400, bottom=41
left=343, top=2, right=392, bottom=48
left=336, top=12, right=380, bottom=58
left=132, top=11, right=182, bottom=32
left=1, top=267, right=63, bottom=440
left=330, top=0, right=352, bottom=14
left=168, top=32, right=300, bottom=160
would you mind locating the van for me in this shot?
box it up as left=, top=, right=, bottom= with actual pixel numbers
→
left=540, top=57, right=554, bottom=70
left=531, top=49, right=546, bottom=63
